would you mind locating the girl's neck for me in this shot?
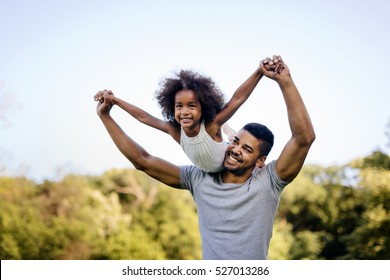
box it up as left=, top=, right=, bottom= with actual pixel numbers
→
left=182, top=123, right=201, bottom=137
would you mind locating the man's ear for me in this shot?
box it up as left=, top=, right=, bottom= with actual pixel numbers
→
left=256, top=156, right=267, bottom=169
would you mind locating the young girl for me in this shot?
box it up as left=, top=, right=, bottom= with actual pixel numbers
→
left=95, top=62, right=264, bottom=172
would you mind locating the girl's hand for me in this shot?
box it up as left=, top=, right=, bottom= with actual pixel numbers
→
left=94, top=90, right=114, bottom=116
left=259, top=55, right=291, bottom=81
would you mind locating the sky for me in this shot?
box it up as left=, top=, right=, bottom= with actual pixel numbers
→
left=1, top=0, right=389, bottom=182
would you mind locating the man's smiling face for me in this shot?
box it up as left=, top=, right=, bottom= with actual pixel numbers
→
left=223, top=129, right=265, bottom=176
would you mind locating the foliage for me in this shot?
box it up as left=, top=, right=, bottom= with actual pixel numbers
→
left=0, top=170, right=201, bottom=260
left=1, top=150, right=389, bottom=259
left=270, top=149, right=390, bottom=259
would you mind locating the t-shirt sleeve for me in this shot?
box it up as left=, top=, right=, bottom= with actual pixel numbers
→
left=179, top=165, right=205, bottom=195
left=268, top=160, right=290, bottom=195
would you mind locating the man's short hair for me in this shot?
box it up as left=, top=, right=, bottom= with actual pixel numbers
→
left=243, top=123, right=274, bottom=157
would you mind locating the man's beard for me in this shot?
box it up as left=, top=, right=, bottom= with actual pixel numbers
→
left=223, top=162, right=254, bottom=176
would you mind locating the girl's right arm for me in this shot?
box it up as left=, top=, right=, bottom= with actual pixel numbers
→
left=114, top=95, right=180, bottom=142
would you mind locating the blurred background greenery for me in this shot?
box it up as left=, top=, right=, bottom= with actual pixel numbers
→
left=1, top=148, right=389, bottom=260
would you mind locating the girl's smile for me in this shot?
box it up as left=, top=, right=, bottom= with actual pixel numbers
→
left=174, top=90, right=202, bottom=134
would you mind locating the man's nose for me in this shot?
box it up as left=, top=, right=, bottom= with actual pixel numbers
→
left=231, top=145, right=242, bottom=154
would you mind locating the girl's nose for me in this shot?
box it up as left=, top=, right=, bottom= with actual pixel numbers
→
left=182, top=107, right=189, bottom=115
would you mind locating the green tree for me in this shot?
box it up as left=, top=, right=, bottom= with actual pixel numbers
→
left=272, top=149, right=390, bottom=260
left=271, top=164, right=366, bottom=259
left=268, top=220, right=294, bottom=259
left=92, top=168, right=202, bottom=259
left=343, top=154, right=390, bottom=259
left=0, top=177, right=63, bottom=259
left=127, top=176, right=202, bottom=260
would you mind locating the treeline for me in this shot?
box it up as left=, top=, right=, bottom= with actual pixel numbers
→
left=0, top=150, right=389, bottom=259
left=270, top=150, right=390, bottom=259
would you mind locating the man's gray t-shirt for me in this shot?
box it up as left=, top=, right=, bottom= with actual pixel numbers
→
left=180, top=160, right=289, bottom=259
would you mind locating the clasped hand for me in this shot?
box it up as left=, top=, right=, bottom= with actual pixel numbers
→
left=260, top=55, right=290, bottom=80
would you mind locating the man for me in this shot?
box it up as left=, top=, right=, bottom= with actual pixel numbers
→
left=94, top=55, right=315, bottom=259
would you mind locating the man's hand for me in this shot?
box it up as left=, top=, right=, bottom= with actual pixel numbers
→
left=94, top=89, right=114, bottom=117
left=259, top=55, right=291, bottom=82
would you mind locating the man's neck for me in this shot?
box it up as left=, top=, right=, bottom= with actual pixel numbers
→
left=221, top=168, right=254, bottom=184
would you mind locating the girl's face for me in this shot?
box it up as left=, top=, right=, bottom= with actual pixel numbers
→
left=174, top=90, right=202, bottom=130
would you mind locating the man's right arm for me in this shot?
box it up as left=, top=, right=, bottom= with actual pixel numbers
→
left=95, top=91, right=181, bottom=188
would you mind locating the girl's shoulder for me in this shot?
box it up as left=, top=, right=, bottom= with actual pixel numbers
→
left=166, top=121, right=181, bottom=143
left=204, top=120, right=223, bottom=142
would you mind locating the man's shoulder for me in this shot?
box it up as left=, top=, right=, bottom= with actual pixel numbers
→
left=253, top=160, right=277, bottom=175
left=253, top=160, right=289, bottom=192
left=180, top=165, right=220, bottom=193
left=181, top=165, right=221, bottom=177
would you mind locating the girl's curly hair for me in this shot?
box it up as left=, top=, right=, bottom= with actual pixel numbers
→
left=155, top=70, right=225, bottom=125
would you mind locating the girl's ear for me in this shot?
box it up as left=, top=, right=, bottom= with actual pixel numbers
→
left=255, top=156, right=267, bottom=169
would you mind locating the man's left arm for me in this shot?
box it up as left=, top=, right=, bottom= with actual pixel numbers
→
left=261, top=56, right=316, bottom=182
